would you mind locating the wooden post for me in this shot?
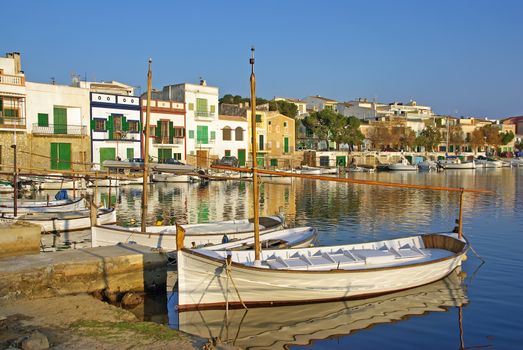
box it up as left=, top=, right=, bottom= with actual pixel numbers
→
left=46, top=194, right=50, bottom=206
left=458, top=188, right=464, bottom=240
left=11, top=144, right=17, bottom=217
left=249, top=47, right=261, bottom=262
left=176, top=224, right=186, bottom=250
left=108, top=177, right=112, bottom=208
left=72, top=171, right=76, bottom=199
left=141, top=59, right=153, bottom=232
left=90, top=199, right=98, bottom=227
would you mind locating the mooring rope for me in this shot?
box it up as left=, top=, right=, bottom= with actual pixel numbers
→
left=225, top=256, right=248, bottom=310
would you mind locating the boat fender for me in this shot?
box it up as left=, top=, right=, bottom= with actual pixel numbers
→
left=222, top=234, right=229, bottom=244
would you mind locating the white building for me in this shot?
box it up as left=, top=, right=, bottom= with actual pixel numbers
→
left=90, top=92, right=141, bottom=169
left=160, top=80, right=219, bottom=168
left=215, top=115, right=248, bottom=165
left=141, top=98, right=186, bottom=162
left=274, top=97, right=308, bottom=116
left=336, top=98, right=380, bottom=121
left=303, top=95, right=337, bottom=112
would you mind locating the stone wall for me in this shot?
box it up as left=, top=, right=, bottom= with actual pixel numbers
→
left=0, top=221, right=41, bottom=258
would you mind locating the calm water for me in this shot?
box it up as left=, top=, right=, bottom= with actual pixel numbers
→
left=33, top=168, right=523, bottom=348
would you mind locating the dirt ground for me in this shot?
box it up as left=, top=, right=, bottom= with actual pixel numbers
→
left=0, top=294, right=208, bottom=350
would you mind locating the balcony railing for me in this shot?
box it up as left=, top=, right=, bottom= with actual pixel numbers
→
left=153, top=137, right=184, bottom=145
left=32, top=123, right=87, bottom=136
left=0, top=116, right=25, bottom=129
left=0, top=73, right=25, bottom=86
left=194, top=110, right=216, bottom=120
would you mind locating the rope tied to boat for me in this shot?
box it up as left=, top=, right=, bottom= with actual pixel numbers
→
left=225, top=254, right=248, bottom=310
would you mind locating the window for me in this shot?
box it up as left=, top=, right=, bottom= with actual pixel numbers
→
left=128, top=120, right=139, bottom=132
left=255, top=114, right=262, bottom=123
left=113, top=115, right=122, bottom=131
left=196, top=98, right=208, bottom=112
left=38, top=113, right=49, bottom=127
left=235, top=127, right=243, bottom=141
left=160, top=120, right=169, bottom=143
left=210, top=131, right=216, bottom=140
left=173, top=127, right=185, bottom=138
left=94, top=118, right=106, bottom=131
left=225, top=150, right=231, bottom=157
left=188, top=103, right=194, bottom=111
left=222, top=126, right=232, bottom=141
left=210, top=105, right=216, bottom=113
left=197, top=125, right=208, bottom=144
left=283, top=122, right=287, bottom=127
left=189, top=130, right=195, bottom=139
left=149, top=125, right=156, bottom=136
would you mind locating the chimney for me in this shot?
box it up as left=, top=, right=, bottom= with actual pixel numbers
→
left=6, top=52, right=22, bottom=74
left=199, top=79, right=207, bottom=86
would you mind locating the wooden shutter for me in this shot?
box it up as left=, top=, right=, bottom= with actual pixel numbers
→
left=107, top=115, right=114, bottom=139
left=169, top=121, right=174, bottom=144
left=38, top=113, right=49, bottom=127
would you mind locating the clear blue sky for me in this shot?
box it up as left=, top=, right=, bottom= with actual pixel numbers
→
left=3, top=0, right=522, bottom=118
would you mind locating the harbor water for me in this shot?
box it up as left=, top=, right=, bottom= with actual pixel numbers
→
left=28, top=168, right=523, bottom=348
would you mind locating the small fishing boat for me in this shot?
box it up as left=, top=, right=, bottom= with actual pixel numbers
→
left=0, top=197, right=88, bottom=213
left=92, top=215, right=285, bottom=248
left=92, top=224, right=313, bottom=251
left=0, top=180, right=14, bottom=193
left=1, top=207, right=116, bottom=233
left=347, top=165, right=375, bottom=173
left=475, top=156, right=503, bottom=168
left=177, top=232, right=468, bottom=310
left=388, top=157, right=418, bottom=171
left=510, top=157, right=523, bottom=167
left=24, top=175, right=87, bottom=190
left=417, top=159, right=438, bottom=171
left=152, top=173, right=192, bottom=183
left=178, top=270, right=467, bottom=348
left=438, top=157, right=476, bottom=169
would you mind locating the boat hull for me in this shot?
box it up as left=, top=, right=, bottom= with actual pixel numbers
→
left=0, top=198, right=87, bottom=213
left=152, top=173, right=192, bottom=183
left=177, top=234, right=467, bottom=310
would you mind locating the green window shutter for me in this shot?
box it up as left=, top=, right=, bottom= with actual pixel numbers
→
left=210, top=105, right=215, bottom=113
left=169, top=121, right=174, bottom=144
left=270, top=158, right=278, bottom=167
left=50, top=143, right=58, bottom=170
left=38, top=113, right=49, bottom=127
left=210, top=131, right=216, bottom=140
left=188, top=103, right=194, bottom=111
left=196, top=98, right=208, bottom=112
left=107, top=115, right=114, bottom=140
left=59, top=143, right=71, bottom=170
left=155, top=120, right=162, bottom=140
left=284, top=137, right=289, bottom=153
left=122, top=116, right=128, bottom=131
left=197, top=125, right=208, bottom=144
left=225, top=150, right=231, bottom=156
left=90, top=119, right=95, bottom=130
left=53, top=107, right=67, bottom=134
left=126, top=147, right=134, bottom=160
left=189, top=130, right=194, bottom=139
left=256, top=114, right=262, bottom=123
left=237, top=149, right=246, bottom=166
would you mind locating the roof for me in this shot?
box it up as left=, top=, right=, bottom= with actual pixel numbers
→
left=218, top=114, right=247, bottom=122
left=308, top=95, right=337, bottom=103
left=275, top=97, right=306, bottom=104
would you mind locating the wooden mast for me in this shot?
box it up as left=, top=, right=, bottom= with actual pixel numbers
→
left=458, top=188, right=464, bottom=240
left=249, top=47, right=261, bottom=261
left=141, top=59, right=153, bottom=232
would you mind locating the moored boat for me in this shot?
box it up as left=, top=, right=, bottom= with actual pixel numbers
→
left=0, top=197, right=87, bottom=213
left=388, top=157, right=418, bottom=171
left=177, top=233, right=468, bottom=310
left=1, top=207, right=116, bottom=233
left=475, top=156, right=503, bottom=168
left=152, top=173, right=192, bottom=183
left=417, top=159, right=438, bottom=171
left=92, top=215, right=285, bottom=248
left=438, top=157, right=476, bottom=169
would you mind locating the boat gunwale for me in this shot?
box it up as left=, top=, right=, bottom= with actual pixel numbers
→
left=181, top=233, right=468, bottom=275
left=4, top=207, right=116, bottom=222
left=0, top=197, right=85, bottom=209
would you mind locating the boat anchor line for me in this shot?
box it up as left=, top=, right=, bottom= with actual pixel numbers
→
left=225, top=255, right=248, bottom=310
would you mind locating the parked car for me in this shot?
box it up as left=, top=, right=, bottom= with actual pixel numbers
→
left=213, top=156, right=239, bottom=167
left=160, top=158, right=186, bottom=165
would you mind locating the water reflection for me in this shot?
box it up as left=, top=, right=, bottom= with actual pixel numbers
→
left=177, top=270, right=467, bottom=350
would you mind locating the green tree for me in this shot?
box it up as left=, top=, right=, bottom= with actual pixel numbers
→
left=449, top=125, right=465, bottom=152
left=416, top=126, right=441, bottom=152
left=368, top=124, right=391, bottom=150
left=330, top=115, right=364, bottom=150
left=501, top=130, right=515, bottom=145
left=274, top=100, right=298, bottom=118
left=483, top=124, right=501, bottom=154
left=470, top=128, right=485, bottom=154
left=302, top=110, right=333, bottom=146
left=220, top=94, right=235, bottom=104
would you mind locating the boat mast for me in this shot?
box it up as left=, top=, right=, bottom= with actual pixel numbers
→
left=249, top=47, right=261, bottom=261
left=141, top=59, right=152, bottom=232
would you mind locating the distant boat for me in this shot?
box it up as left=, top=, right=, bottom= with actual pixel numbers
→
left=475, top=156, right=503, bottom=168
left=0, top=180, right=14, bottom=193
left=178, top=270, right=467, bottom=349
left=0, top=197, right=87, bottom=213
left=388, top=157, right=418, bottom=171
left=92, top=215, right=285, bottom=249
left=1, top=207, right=116, bottom=233
left=438, top=157, right=476, bottom=169
left=417, top=159, right=438, bottom=171
left=152, top=173, right=192, bottom=183
left=177, top=232, right=468, bottom=310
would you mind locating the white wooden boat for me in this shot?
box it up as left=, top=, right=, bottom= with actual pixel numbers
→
left=475, top=157, right=503, bottom=168
left=92, top=224, right=313, bottom=252
left=0, top=197, right=87, bottom=213
left=0, top=181, right=13, bottom=193
left=510, top=157, right=523, bottom=167
left=152, top=173, right=192, bottom=183
left=388, top=158, right=418, bottom=171
left=298, top=166, right=322, bottom=175
left=417, top=160, right=438, bottom=171
left=1, top=207, right=116, bottom=233
left=178, top=270, right=467, bottom=348
left=177, top=233, right=467, bottom=310
left=27, top=177, right=87, bottom=190
left=259, top=174, right=293, bottom=185
left=347, top=165, right=375, bottom=173
left=92, top=215, right=285, bottom=249
left=438, top=158, right=476, bottom=169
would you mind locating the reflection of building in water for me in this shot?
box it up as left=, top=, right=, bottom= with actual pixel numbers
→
left=253, top=181, right=297, bottom=221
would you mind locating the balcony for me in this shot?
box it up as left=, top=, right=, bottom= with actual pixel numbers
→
left=0, top=73, right=25, bottom=86
left=194, top=110, right=216, bottom=121
left=32, top=123, right=87, bottom=136
left=0, top=116, right=26, bottom=130
left=153, top=137, right=184, bottom=145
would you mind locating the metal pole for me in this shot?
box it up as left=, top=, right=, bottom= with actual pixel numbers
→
left=11, top=144, right=17, bottom=217
left=141, top=59, right=153, bottom=232
left=458, top=188, right=464, bottom=240
left=249, top=47, right=261, bottom=262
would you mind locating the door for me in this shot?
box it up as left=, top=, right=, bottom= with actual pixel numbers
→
left=196, top=150, right=208, bottom=168
left=53, top=107, right=67, bottom=134
left=99, top=147, right=116, bottom=169
left=50, top=143, right=71, bottom=170
left=237, top=149, right=246, bottom=166
left=256, top=152, right=264, bottom=168
left=158, top=148, right=172, bottom=163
